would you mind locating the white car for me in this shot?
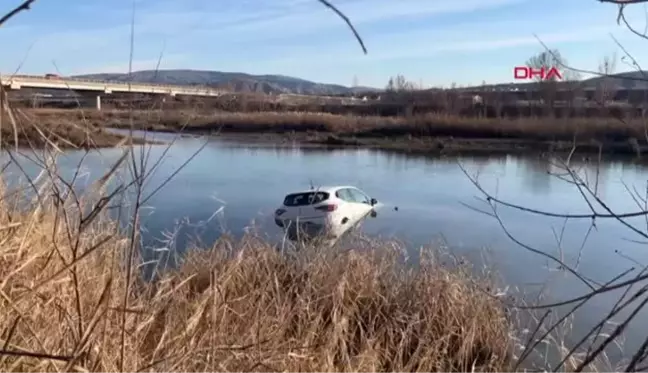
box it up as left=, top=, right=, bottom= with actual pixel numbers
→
left=274, top=186, right=378, bottom=241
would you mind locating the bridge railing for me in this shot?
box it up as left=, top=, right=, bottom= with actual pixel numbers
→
left=1, top=74, right=224, bottom=92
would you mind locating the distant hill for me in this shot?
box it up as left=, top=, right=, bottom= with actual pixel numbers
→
left=455, top=71, right=648, bottom=91
left=580, top=70, right=648, bottom=90
left=73, top=69, right=380, bottom=96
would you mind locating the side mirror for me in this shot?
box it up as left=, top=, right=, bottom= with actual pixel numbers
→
left=370, top=210, right=378, bottom=218
left=370, top=198, right=378, bottom=206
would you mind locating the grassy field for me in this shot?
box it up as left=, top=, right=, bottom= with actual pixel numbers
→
left=25, top=108, right=648, bottom=155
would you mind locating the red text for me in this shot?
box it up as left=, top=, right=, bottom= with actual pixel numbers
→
left=513, top=66, right=562, bottom=81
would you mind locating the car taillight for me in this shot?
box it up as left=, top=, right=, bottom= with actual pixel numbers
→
left=275, top=208, right=286, bottom=216
left=315, top=204, right=337, bottom=212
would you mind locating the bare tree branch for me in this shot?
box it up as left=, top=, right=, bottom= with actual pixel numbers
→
left=600, top=0, right=648, bottom=4
left=0, top=0, right=36, bottom=28
left=317, top=0, right=367, bottom=54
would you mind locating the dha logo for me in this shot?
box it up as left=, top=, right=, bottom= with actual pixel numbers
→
left=513, top=66, right=562, bottom=81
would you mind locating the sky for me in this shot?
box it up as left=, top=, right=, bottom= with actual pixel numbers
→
left=1, top=0, right=648, bottom=88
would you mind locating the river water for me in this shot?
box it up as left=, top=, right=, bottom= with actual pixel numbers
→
left=4, top=131, right=648, bottom=368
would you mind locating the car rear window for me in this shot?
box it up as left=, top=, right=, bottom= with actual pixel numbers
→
left=283, top=192, right=329, bottom=206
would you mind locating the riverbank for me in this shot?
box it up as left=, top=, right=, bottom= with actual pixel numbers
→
left=27, top=108, right=648, bottom=155
left=0, top=185, right=513, bottom=372
left=1, top=108, right=145, bottom=149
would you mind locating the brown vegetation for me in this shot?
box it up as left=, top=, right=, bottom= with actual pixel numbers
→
left=14, top=88, right=648, bottom=119
left=24, top=108, right=648, bottom=155
left=0, top=185, right=512, bottom=372
left=0, top=107, right=141, bottom=149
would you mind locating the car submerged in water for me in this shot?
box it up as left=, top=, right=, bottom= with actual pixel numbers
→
left=274, top=186, right=378, bottom=241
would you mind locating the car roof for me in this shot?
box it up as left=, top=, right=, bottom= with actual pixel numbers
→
left=285, top=185, right=362, bottom=195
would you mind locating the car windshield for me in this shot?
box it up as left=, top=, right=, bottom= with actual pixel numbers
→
left=283, top=192, right=329, bottom=206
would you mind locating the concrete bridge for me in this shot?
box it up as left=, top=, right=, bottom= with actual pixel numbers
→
left=0, top=74, right=227, bottom=110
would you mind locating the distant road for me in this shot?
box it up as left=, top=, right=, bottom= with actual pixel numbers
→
left=0, top=74, right=226, bottom=97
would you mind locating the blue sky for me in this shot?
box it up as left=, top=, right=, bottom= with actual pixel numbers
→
left=1, top=0, right=648, bottom=88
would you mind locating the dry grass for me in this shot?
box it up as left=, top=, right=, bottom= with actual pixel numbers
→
left=0, top=182, right=513, bottom=372
left=0, top=108, right=142, bottom=149
left=26, top=108, right=648, bottom=144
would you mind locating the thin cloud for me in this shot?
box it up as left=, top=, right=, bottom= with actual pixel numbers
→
left=71, top=54, right=189, bottom=75
left=183, top=0, right=528, bottom=40
left=234, top=24, right=627, bottom=69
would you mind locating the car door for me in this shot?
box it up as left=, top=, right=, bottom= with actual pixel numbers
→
left=334, top=188, right=356, bottom=224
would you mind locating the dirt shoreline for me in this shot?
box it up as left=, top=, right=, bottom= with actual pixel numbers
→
left=24, top=108, right=648, bottom=156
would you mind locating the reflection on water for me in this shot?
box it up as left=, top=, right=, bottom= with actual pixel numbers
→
left=3, top=135, right=648, bottom=367
left=517, top=156, right=553, bottom=194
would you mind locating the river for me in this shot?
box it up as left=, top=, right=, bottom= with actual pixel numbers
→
left=4, top=130, right=648, bottom=368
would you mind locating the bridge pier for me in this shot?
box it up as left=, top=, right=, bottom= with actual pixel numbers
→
left=96, top=95, right=101, bottom=111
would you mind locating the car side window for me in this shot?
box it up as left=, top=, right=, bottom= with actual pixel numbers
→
left=335, top=188, right=354, bottom=202
left=349, top=188, right=370, bottom=204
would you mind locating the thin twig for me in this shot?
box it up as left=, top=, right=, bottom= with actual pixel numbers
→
left=0, top=349, right=72, bottom=362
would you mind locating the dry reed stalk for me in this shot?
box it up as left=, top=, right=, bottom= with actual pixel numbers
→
left=0, top=179, right=513, bottom=372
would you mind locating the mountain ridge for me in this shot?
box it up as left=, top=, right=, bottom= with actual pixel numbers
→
left=73, top=69, right=381, bottom=96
